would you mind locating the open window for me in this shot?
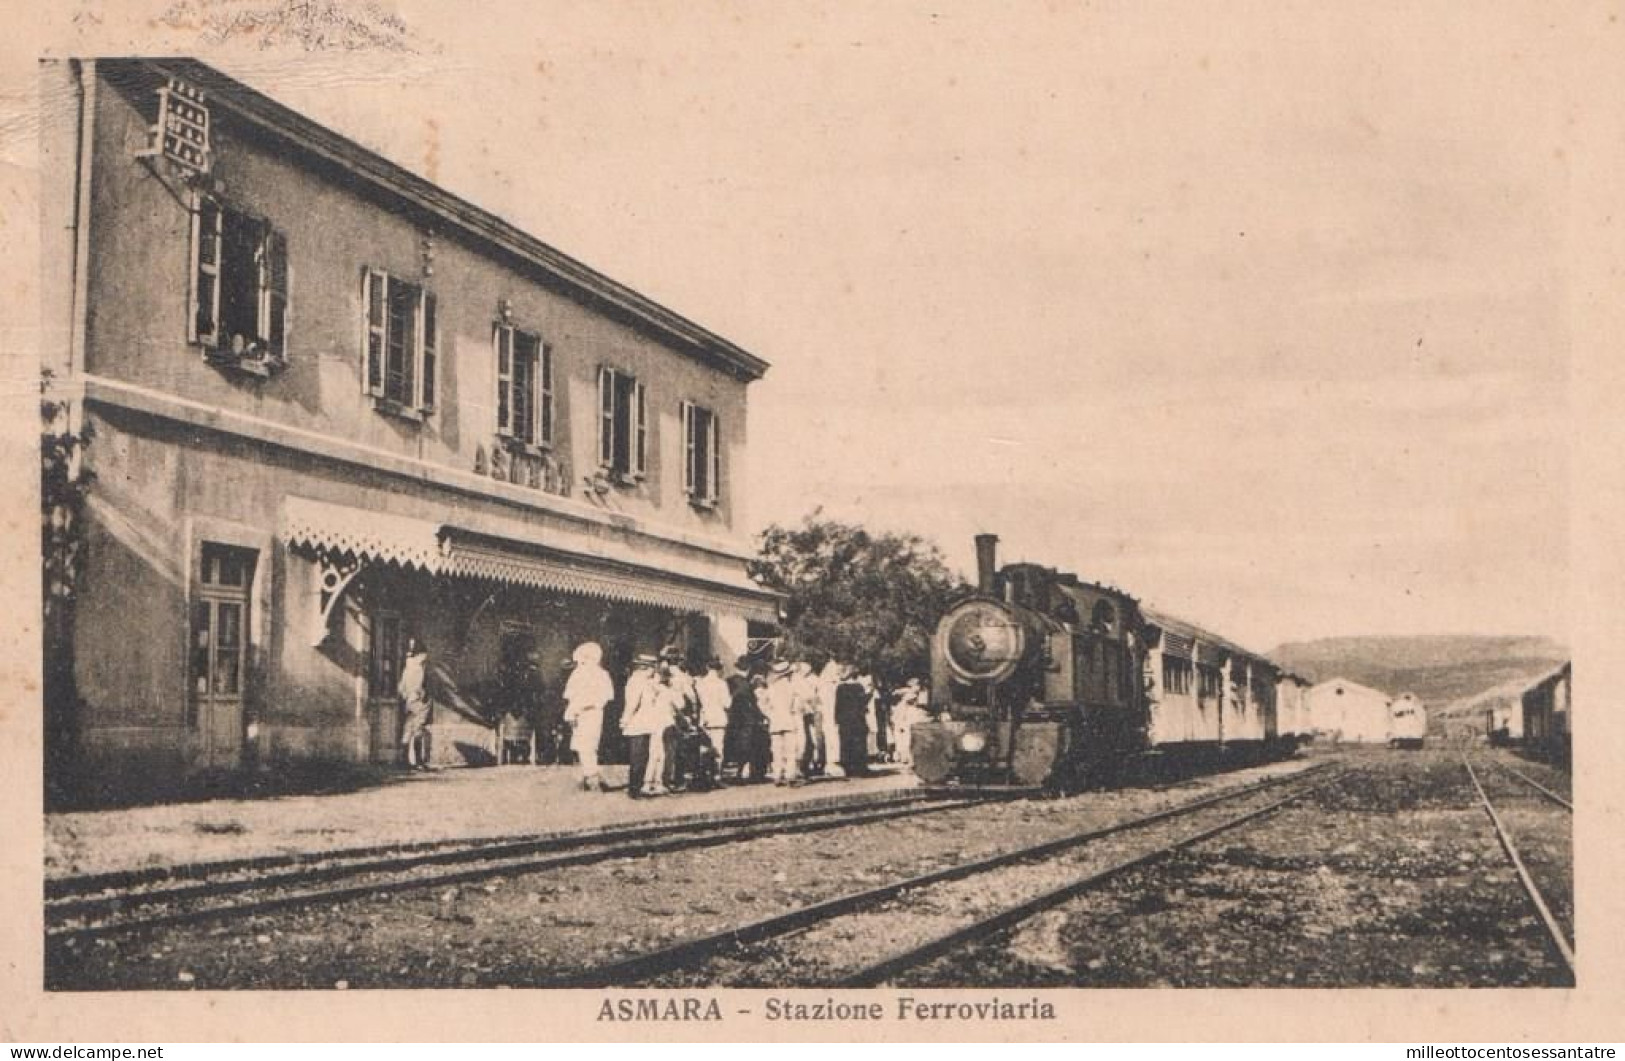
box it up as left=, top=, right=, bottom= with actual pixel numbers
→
left=597, top=366, right=646, bottom=481
left=190, top=196, right=288, bottom=376
left=495, top=324, right=553, bottom=447
left=362, top=268, right=437, bottom=415
left=681, top=401, right=721, bottom=507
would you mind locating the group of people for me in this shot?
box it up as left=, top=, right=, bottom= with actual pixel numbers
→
left=555, top=643, right=934, bottom=798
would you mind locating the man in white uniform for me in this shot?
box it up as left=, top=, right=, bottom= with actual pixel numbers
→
left=562, top=642, right=614, bottom=792
left=762, top=661, right=802, bottom=786
left=696, top=657, right=732, bottom=780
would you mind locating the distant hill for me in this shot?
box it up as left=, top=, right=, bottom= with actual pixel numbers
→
left=1267, top=635, right=1568, bottom=711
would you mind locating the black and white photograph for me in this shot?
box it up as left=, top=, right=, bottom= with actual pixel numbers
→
left=11, top=0, right=1625, bottom=1045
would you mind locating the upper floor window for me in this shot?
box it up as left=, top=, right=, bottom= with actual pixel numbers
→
left=495, top=324, right=553, bottom=447
left=191, top=197, right=287, bottom=373
left=681, top=401, right=721, bottom=507
left=363, top=269, right=437, bottom=415
left=597, top=366, right=647, bottom=481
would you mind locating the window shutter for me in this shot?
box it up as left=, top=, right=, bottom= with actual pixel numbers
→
left=419, top=290, right=437, bottom=410
left=192, top=197, right=222, bottom=347
left=598, top=366, right=614, bottom=467
left=363, top=269, right=385, bottom=396
left=709, top=412, right=721, bottom=504
left=539, top=343, right=554, bottom=445
left=265, top=229, right=288, bottom=359
left=681, top=401, right=695, bottom=496
left=633, top=379, right=648, bottom=477
left=495, top=326, right=512, bottom=436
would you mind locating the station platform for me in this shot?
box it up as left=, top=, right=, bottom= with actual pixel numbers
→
left=44, top=763, right=920, bottom=882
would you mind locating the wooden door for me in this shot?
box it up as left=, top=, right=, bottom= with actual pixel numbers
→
left=191, top=544, right=256, bottom=768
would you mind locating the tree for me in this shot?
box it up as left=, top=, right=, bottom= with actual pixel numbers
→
left=748, top=512, right=970, bottom=685
left=42, top=371, right=93, bottom=806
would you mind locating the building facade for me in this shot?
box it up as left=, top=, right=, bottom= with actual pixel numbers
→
left=1521, top=662, right=1571, bottom=763
left=1305, top=678, right=1392, bottom=743
left=42, top=59, right=778, bottom=785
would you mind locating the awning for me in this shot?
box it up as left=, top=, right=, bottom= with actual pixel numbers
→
left=280, top=496, right=778, bottom=622
left=283, top=496, right=448, bottom=572
left=441, top=528, right=779, bottom=623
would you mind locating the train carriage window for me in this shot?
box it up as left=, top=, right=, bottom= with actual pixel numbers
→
left=1163, top=656, right=1194, bottom=695
left=1198, top=665, right=1222, bottom=700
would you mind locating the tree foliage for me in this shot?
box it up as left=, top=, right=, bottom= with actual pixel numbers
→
left=748, top=512, right=970, bottom=685
left=42, top=370, right=94, bottom=807
left=42, top=373, right=93, bottom=626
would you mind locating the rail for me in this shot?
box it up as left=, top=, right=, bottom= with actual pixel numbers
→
left=1489, top=758, right=1573, bottom=812
left=842, top=768, right=1341, bottom=985
left=47, top=791, right=993, bottom=944
left=1462, top=757, right=1575, bottom=979
left=557, top=761, right=1335, bottom=987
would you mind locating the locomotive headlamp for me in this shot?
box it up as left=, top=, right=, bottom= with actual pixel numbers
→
left=959, top=731, right=988, bottom=754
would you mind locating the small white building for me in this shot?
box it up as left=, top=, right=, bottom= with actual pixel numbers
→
left=1307, top=678, right=1393, bottom=743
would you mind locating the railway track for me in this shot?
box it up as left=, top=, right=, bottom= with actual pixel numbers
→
left=46, top=789, right=996, bottom=944
left=1463, top=757, right=1575, bottom=980
left=1486, top=758, right=1572, bottom=812
left=556, top=761, right=1339, bottom=987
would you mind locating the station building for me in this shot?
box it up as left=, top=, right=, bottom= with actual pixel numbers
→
left=41, top=59, right=779, bottom=786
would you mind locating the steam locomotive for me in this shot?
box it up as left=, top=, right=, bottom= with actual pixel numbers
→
left=912, top=534, right=1310, bottom=788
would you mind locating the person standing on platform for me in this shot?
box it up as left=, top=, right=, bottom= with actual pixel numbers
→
left=816, top=659, right=843, bottom=776
left=892, top=677, right=925, bottom=767
left=859, top=671, right=884, bottom=763
left=696, top=657, right=731, bottom=780
left=562, top=642, right=614, bottom=792
left=619, top=654, right=660, bottom=798
left=398, top=638, right=432, bottom=771
left=645, top=663, right=682, bottom=797
left=793, top=661, right=824, bottom=778
left=763, top=661, right=801, bottom=786
left=661, top=646, right=699, bottom=790
left=834, top=665, right=872, bottom=778
left=728, top=673, right=770, bottom=782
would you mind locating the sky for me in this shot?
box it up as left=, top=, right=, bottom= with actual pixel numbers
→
left=20, top=1, right=1580, bottom=650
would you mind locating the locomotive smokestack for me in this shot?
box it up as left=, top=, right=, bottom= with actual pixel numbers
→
left=974, top=534, right=999, bottom=595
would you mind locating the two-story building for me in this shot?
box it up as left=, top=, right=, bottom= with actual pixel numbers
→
left=41, top=58, right=778, bottom=787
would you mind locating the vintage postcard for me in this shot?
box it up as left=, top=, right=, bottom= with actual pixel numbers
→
left=4, top=0, right=1624, bottom=1044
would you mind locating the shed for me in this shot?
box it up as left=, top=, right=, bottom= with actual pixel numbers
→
left=1307, top=678, right=1392, bottom=743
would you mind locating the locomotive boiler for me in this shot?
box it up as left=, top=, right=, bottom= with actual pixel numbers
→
left=913, top=534, right=1305, bottom=789
left=913, top=534, right=1149, bottom=788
